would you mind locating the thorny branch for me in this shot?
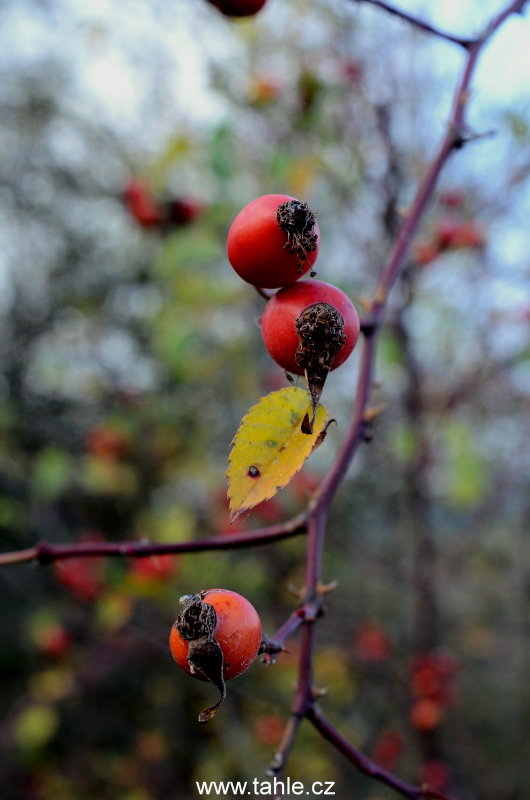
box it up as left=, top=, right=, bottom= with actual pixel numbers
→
left=0, top=2, right=528, bottom=798
left=265, top=1, right=529, bottom=797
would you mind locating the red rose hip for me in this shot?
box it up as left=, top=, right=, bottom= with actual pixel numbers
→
left=227, top=194, right=320, bottom=288
left=170, top=589, right=262, bottom=723
left=170, top=589, right=262, bottom=682
left=261, top=280, right=360, bottom=375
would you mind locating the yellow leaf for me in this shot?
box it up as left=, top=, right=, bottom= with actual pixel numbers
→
left=227, top=387, right=327, bottom=521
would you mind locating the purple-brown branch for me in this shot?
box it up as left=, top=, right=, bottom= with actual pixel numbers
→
left=0, top=514, right=308, bottom=567
left=308, top=0, right=529, bottom=556
left=307, top=708, right=453, bottom=800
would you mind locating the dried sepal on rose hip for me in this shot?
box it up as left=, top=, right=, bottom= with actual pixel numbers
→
left=261, top=280, right=360, bottom=432
left=227, top=194, right=320, bottom=289
left=169, top=589, right=262, bottom=723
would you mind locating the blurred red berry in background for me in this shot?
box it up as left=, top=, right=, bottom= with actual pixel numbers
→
left=440, top=189, right=464, bottom=208
left=413, top=240, right=439, bottom=266
left=85, top=425, right=132, bottom=461
left=124, top=176, right=203, bottom=231
left=371, top=729, right=405, bottom=771
left=409, top=697, right=443, bottom=731
left=342, top=59, right=363, bottom=83
left=410, top=653, right=459, bottom=707
left=54, top=532, right=105, bottom=602
left=354, top=620, right=393, bottom=662
left=34, top=623, right=72, bottom=660
left=449, top=220, right=485, bottom=249
left=129, top=553, right=179, bottom=585
left=419, top=760, right=451, bottom=791
left=123, top=177, right=163, bottom=228
left=254, top=714, right=285, bottom=746
left=249, top=76, right=281, bottom=106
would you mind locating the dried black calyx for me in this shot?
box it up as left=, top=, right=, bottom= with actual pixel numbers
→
left=175, top=592, right=226, bottom=724
left=295, top=303, right=345, bottom=373
left=177, top=592, right=217, bottom=641
left=277, top=200, right=318, bottom=274
left=295, top=303, right=345, bottom=434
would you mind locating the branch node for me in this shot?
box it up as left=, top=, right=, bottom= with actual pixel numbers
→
left=360, top=420, right=375, bottom=443
left=266, top=752, right=285, bottom=776
left=36, top=542, right=55, bottom=566
left=360, top=316, right=377, bottom=336
left=302, top=602, right=321, bottom=622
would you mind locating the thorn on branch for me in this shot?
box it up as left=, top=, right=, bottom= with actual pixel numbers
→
left=451, top=125, right=497, bottom=151
left=316, top=579, right=338, bottom=596
left=363, top=405, right=384, bottom=424
left=287, top=582, right=304, bottom=599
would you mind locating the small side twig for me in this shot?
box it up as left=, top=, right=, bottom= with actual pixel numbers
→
left=260, top=607, right=307, bottom=664
left=306, top=707, right=455, bottom=800
left=0, top=514, right=308, bottom=567
left=352, top=0, right=476, bottom=48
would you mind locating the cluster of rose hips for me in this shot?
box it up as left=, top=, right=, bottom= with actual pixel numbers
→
left=227, top=193, right=360, bottom=382
left=169, top=195, right=361, bottom=719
